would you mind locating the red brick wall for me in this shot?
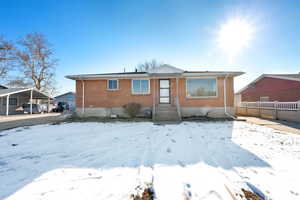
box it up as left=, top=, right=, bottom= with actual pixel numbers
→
left=76, top=79, right=154, bottom=108
left=75, top=77, right=234, bottom=108
left=241, top=77, right=300, bottom=102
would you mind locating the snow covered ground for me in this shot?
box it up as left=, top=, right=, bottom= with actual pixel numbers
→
left=0, top=121, right=300, bottom=200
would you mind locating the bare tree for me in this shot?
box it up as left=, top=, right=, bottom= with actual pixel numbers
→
left=14, top=33, right=57, bottom=94
left=6, top=77, right=32, bottom=88
left=0, top=36, right=15, bottom=81
left=137, top=59, right=163, bottom=72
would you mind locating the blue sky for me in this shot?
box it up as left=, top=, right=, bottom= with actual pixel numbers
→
left=1, top=0, right=300, bottom=94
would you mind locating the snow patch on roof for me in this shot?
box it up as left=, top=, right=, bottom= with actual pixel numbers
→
left=147, top=64, right=184, bottom=74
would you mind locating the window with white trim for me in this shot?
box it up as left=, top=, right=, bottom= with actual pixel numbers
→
left=132, top=79, right=150, bottom=94
left=107, top=79, right=118, bottom=90
left=186, top=78, right=217, bottom=97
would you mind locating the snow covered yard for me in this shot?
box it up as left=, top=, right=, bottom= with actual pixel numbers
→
left=0, top=121, right=300, bottom=200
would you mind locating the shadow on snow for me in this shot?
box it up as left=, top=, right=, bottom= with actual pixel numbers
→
left=0, top=121, right=270, bottom=199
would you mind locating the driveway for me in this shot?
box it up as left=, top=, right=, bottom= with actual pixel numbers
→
left=0, top=121, right=299, bottom=200
left=241, top=116, right=300, bottom=135
left=0, top=113, right=62, bottom=131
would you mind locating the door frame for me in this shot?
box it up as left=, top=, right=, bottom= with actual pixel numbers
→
left=159, top=79, right=171, bottom=104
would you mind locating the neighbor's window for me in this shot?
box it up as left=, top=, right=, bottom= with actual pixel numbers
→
left=132, top=79, right=150, bottom=94
left=186, top=78, right=217, bottom=97
left=260, top=96, right=269, bottom=102
left=107, top=79, right=118, bottom=90
left=2, top=98, right=17, bottom=106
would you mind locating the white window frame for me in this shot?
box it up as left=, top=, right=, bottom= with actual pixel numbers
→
left=186, top=77, right=218, bottom=98
left=107, top=79, right=119, bottom=90
left=131, top=79, right=151, bottom=94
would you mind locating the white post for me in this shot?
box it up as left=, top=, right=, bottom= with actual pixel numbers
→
left=47, top=97, right=50, bottom=113
left=298, top=101, right=300, bottom=110
left=6, top=95, right=9, bottom=116
left=258, top=101, right=261, bottom=117
left=274, top=101, right=278, bottom=120
left=30, top=89, right=33, bottom=114
left=223, top=75, right=230, bottom=117
left=176, top=77, right=181, bottom=118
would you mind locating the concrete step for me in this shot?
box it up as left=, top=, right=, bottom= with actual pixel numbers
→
left=156, top=109, right=178, bottom=114
left=154, top=105, right=181, bottom=122
left=154, top=116, right=181, bottom=122
left=156, top=105, right=177, bottom=111
left=155, top=111, right=179, bottom=117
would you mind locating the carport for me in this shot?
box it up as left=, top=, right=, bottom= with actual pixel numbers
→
left=0, top=88, right=51, bottom=116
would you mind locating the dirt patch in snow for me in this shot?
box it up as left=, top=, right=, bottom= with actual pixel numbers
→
left=241, top=189, right=264, bottom=200
left=182, top=116, right=234, bottom=121
left=131, top=187, right=155, bottom=200
left=66, top=116, right=152, bottom=123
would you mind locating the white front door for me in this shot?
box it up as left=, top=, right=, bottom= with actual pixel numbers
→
left=159, top=79, right=170, bottom=104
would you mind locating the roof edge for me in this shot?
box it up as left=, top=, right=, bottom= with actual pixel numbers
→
left=236, top=74, right=300, bottom=94
left=0, top=88, right=51, bottom=98
left=66, top=71, right=245, bottom=80
left=54, top=91, right=75, bottom=98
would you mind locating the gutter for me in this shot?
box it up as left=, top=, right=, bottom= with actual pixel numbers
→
left=224, top=74, right=236, bottom=119
left=65, top=71, right=245, bottom=80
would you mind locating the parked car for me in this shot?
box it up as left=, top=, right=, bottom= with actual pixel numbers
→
left=22, top=104, right=47, bottom=114
left=40, top=104, right=48, bottom=113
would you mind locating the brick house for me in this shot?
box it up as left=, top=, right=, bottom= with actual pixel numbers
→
left=66, top=65, right=244, bottom=121
left=236, top=74, right=300, bottom=103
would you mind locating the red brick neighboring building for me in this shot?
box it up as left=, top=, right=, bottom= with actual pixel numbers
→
left=237, top=74, right=300, bottom=102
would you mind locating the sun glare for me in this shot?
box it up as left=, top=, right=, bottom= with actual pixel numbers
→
left=217, top=18, right=255, bottom=58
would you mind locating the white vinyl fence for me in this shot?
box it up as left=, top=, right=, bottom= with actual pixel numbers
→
left=236, top=101, right=300, bottom=122
left=240, top=101, right=299, bottom=111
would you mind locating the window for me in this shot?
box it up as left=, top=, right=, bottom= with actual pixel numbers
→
left=107, top=79, right=118, bottom=90
left=132, top=79, right=150, bottom=94
left=186, top=78, right=217, bottom=97
left=260, top=96, right=269, bottom=102
left=2, top=98, right=17, bottom=106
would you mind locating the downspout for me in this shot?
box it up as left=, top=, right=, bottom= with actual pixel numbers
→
left=82, top=79, right=85, bottom=114
left=224, top=74, right=236, bottom=119
left=152, top=78, right=156, bottom=120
